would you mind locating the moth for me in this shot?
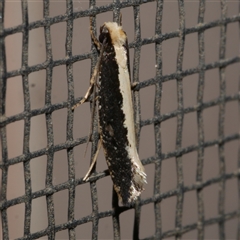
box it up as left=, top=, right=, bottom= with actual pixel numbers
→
left=73, top=17, right=147, bottom=206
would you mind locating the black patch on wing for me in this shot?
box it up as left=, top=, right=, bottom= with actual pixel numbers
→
left=98, top=28, right=133, bottom=205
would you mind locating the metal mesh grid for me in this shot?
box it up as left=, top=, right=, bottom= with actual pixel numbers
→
left=0, top=0, right=240, bottom=239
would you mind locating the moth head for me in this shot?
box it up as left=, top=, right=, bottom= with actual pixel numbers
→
left=99, top=24, right=111, bottom=45
left=99, top=22, right=126, bottom=47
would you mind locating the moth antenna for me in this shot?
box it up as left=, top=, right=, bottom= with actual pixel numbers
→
left=89, top=16, right=101, bottom=50
left=118, top=12, right=122, bottom=26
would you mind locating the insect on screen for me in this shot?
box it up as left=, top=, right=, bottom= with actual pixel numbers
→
left=0, top=0, right=240, bottom=239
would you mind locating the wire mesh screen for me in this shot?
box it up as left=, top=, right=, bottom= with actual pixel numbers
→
left=1, top=0, right=240, bottom=239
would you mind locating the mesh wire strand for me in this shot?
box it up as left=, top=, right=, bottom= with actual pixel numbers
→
left=0, top=0, right=240, bottom=239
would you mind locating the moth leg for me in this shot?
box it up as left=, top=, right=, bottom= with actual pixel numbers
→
left=131, top=82, right=138, bottom=89
left=83, top=80, right=97, bottom=157
left=72, top=17, right=103, bottom=110
left=96, top=82, right=100, bottom=89
left=72, top=31, right=105, bottom=111
left=83, top=139, right=102, bottom=181
left=71, top=67, right=98, bottom=110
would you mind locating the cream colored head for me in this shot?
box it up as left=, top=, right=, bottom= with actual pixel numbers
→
left=103, top=22, right=127, bottom=47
